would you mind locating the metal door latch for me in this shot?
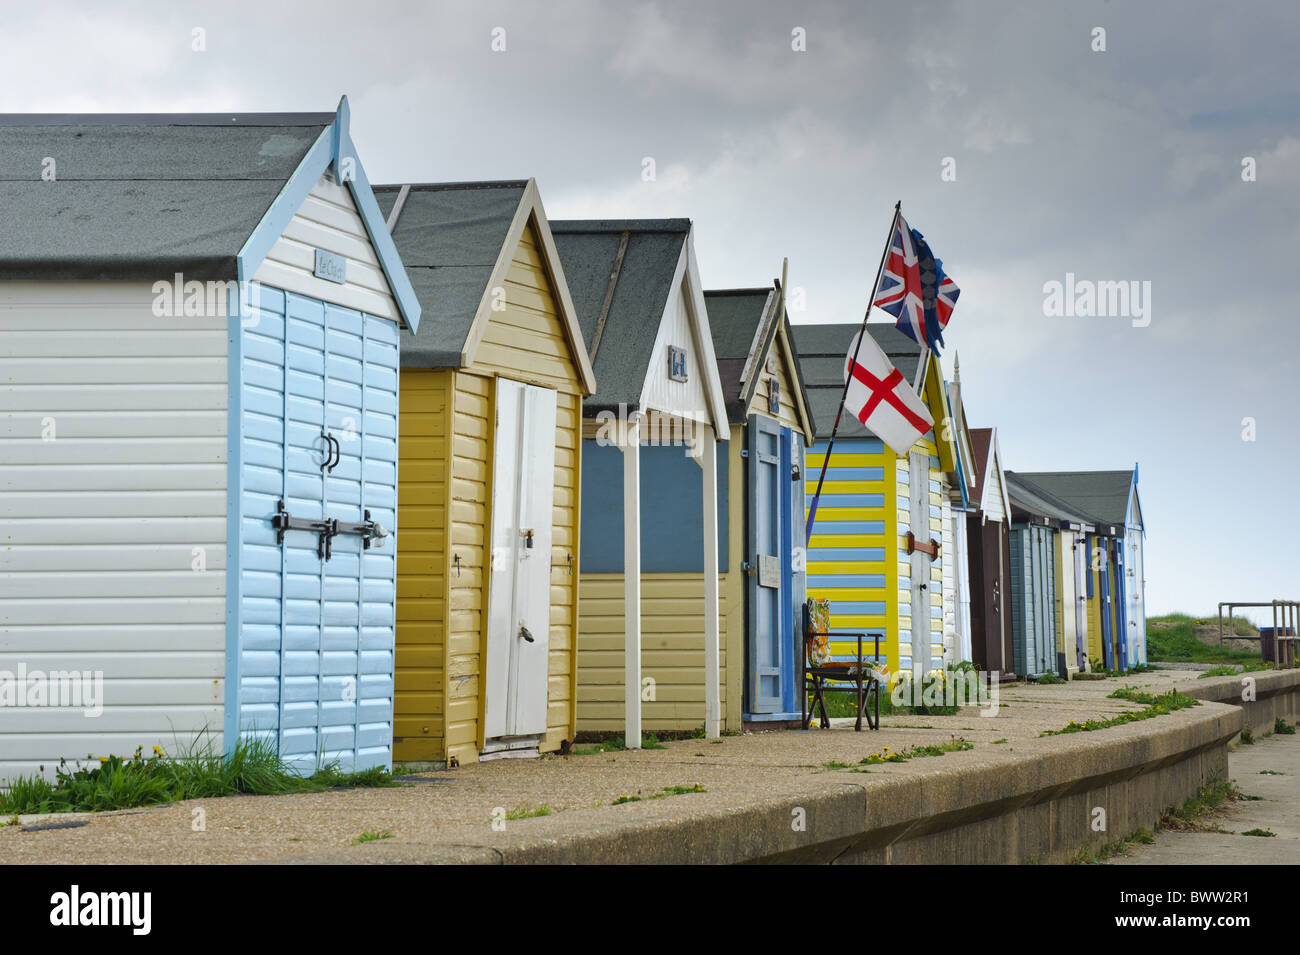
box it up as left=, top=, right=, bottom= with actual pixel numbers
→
left=272, top=500, right=389, bottom=561
left=519, top=625, right=535, bottom=643
left=522, top=528, right=534, bottom=549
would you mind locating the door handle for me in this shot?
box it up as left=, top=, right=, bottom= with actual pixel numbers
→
left=519, top=625, right=535, bottom=643
left=320, top=431, right=340, bottom=473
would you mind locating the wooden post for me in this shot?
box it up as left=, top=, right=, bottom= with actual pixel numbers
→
left=696, top=422, right=721, bottom=739
left=621, top=415, right=642, bottom=748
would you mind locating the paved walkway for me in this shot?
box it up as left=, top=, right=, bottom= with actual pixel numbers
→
left=0, top=668, right=1234, bottom=864
left=1109, top=729, right=1300, bottom=864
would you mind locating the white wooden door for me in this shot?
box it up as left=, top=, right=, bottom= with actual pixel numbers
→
left=909, top=452, right=930, bottom=680
left=484, top=378, right=557, bottom=742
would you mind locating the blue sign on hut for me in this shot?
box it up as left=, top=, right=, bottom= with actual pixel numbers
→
left=0, top=99, right=420, bottom=779
left=550, top=219, right=731, bottom=744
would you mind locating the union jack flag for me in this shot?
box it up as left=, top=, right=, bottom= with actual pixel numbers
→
left=872, top=213, right=960, bottom=353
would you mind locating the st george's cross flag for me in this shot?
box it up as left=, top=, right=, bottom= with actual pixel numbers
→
left=871, top=213, right=960, bottom=354
left=843, top=329, right=933, bottom=457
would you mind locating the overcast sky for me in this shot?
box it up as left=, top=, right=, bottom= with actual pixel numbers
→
left=3, top=0, right=1297, bottom=621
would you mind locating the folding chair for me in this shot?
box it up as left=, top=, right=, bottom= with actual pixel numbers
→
left=802, top=597, right=883, bottom=731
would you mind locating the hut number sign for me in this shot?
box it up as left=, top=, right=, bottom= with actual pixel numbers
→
left=314, top=249, right=347, bottom=284
left=668, top=345, right=688, bottom=382
left=758, top=554, right=780, bottom=589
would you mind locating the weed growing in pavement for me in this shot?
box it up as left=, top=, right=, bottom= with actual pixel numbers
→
left=1041, top=689, right=1199, bottom=737
left=0, top=736, right=400, bottom=815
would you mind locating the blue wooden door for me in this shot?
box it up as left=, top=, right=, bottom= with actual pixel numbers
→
left=783, top=426, right=804, bottom=714
left=747, top=415, right=783, bottom=713
left=1098, top=538, right=1114, bottom=671
left=236, top=289, right=398, bottom=774
left=1112, top=538, right=1128, bottom=670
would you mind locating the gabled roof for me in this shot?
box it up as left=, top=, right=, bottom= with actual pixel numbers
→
left=0, top=113, right=329, bottom=281
left=377, top=178, right=595, bottom=391
left=703, top=285, right=814, bottom=439
left=1005, top=470, right=1095, bottom=528
left=969, top=427, right=1013, bottom=520
left=551, top=218, right=727, bottom=427
left=1012, top=469, right=1139, bottom=528
left=790, top=323, right=923, bottom=440
left=0, top=97, right=421, bottom=331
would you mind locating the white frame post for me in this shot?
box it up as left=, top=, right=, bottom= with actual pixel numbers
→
left=694, top=421, right=721, bottom=739
left=621, top=415, right=642, bottom=749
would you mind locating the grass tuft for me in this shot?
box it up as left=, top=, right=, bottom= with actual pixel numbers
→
left=0, top=735, right=400, bottom=815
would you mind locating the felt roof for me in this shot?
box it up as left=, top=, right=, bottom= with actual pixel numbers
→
left=790, top=323, right=924, bottom=439
left=376, top=180, right=529, bottom=367
left=1012, top=470, right=1137, bottom=527
left=550, top=219, right=689, bottom=412
left=0, top=113, right=331, bottom=280
left=703, top=287, right=815, bottom=433
left=1004, top=471, right=1095, bottom=525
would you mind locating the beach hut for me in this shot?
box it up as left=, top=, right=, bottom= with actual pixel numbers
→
left=703, top=284, right=816, bottom=725
left=793, top=324, right=960, bottom=682
left=375, top=180, right=596, bottom=765
left=0, top=100, right=421, bottom=780
left=1005, top=472, right=1100, bottom=677
left=1014, top=470, right=1146, bottom=668
left=550, top=219, right=731, bottom=744
left=939, top=357, right=977, bottom=665
left=965, top=429, right=1015, bottom=677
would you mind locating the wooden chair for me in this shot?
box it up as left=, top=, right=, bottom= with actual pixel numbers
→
left=802, top=597, right=882, bottom=731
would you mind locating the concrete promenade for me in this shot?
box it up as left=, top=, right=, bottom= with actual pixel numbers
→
left=2, top=667, right=1296, bottom=864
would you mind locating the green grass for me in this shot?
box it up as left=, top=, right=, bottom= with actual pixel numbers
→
left=1241, top=828, right=1276, bottom=837
left=1042, top=689, right=1199, bottom=736
left=572, top=733, right=667, bottom=755
left=818, top=736, right=974, bottom=770
left=352, top=829, right=393, bottom=845
left=1259, top=770, right=1283, bottom=775
left=1070, top=827, right=1156, bottom=864
left=1145, top=614, right=1262, bottom=664
left=1162, top=779, right=1241, bottom=829
left=1073, top=777, right=1242, bottom=862
left=612, top=783, right=705, bottom=805
left=1274, top=719, right=1296, bottom=735
left=0, top=736, right=402, bottom=815
left=1240, top=727, right=1255, bottom=745
left=504, top=804, right=553, bottom=820
left=1035, top=671, right=1066, bottom=685
left=991, top=738, right=1008, bottom=744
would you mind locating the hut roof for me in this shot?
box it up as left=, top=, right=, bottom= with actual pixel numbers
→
left=0, top=113, right=332, bottom=280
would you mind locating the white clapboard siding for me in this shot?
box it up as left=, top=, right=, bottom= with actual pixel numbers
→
left=0, top=281, right=227, bottom=782
left=640, top=248, right=712, bottom=423
left=252, top=172, right=400, bottom=323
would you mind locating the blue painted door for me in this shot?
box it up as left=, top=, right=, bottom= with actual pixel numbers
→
left=1098, top=539, right=1114, bottom=671
left=783, top=426, right=804, bottom=714
left=235, top=289, right=399, bottom=774
left=747, top=416, right=783, bottom=713
left=1112, top=538, right=1128, bottom=670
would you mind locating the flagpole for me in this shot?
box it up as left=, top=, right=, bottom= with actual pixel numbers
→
left=804, top=200, right=901, bottom=546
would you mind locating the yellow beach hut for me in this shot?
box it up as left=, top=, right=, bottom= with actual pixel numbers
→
left=792, top=324, right=960, bottom=682
left=550, top=218, right=731, bottom=745
left=376, top=180, right=596, bottom=766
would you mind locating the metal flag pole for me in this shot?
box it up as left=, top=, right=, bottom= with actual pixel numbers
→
left=804, top=200, right=901, bottom=546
